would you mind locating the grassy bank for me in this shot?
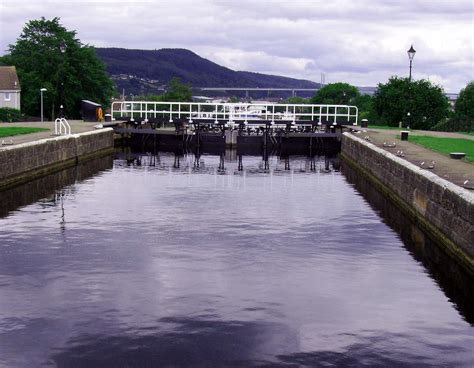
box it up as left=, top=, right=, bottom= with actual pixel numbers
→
left=409, top=135, right=474, bottom=163
left=0, top=127, right=49, bottom=138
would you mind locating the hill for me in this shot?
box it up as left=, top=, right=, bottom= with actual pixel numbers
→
left=95, top=48, right=319, bottom=96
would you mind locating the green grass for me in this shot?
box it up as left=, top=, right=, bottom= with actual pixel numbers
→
left=0, top=127, right=49, bottom=138
left=409, top=135, right=474, bottom=163
left=460, top=132, right=474, bottom=136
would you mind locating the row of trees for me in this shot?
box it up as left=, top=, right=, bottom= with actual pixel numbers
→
left=284, top=80, right=473, bottom=131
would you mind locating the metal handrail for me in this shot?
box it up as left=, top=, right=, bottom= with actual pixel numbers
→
left=54, top=117, right=71, bottom=135
left=111, top=101, right=358, bottom=126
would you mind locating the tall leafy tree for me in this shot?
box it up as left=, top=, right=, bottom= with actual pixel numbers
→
left=373, top=76, right=449, bottom=129
left=353, top=94, right=379, bottom=123
left=435, top=81, right=474, bottom=132
left=0, top=17, right=114, bottom=119
left=453, top=81, right=474, bottom=121
left=310, top=83, right=360, bottom=105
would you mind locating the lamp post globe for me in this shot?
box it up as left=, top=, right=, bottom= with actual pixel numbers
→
left=407, top=45, right=416, bottom=81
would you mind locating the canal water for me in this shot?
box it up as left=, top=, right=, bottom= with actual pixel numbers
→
left=0, top=150, right=472, bottom=367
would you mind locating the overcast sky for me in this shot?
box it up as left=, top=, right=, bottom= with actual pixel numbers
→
left=1, top=0, right=472, bottom=92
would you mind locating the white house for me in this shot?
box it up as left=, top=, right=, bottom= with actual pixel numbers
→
left=0, top=66, right=21, bottom=110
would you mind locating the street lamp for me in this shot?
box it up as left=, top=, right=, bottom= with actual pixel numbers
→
left=407, top=45, right=416, bottom=128
left=407, top=45, right=416, bottom=82
left=58, top=40, right=67, bottom=118
left=40, top=88, right=47, bottom=123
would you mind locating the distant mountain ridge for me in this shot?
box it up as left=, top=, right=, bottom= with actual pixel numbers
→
left=95, top=47, right=320, bottom=96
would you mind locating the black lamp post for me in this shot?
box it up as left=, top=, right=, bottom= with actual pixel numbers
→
left=58, top=40, right=67, bottom=118
left=407, top=45, right=416, bottom=82
left=406, top=45, right=416, bottom=128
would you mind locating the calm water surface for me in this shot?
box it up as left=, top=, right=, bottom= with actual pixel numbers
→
left=0, top=151, right=472, bottom=367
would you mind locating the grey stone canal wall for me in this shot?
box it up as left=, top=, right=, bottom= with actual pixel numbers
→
left=0, top=128, right=114, bottom=190
left=341, top=132, right=474, bottom=273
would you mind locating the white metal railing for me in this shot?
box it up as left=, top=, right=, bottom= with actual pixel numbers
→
left=54, top=117, right=71, bottom=135
left=111, top=101, right=358, bottom=126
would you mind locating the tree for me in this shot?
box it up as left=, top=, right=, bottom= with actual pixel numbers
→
left=160, top=77, right=193, bottom=102
left=433, top=81, right=474, bottom=132
left=353, top=94, right=379, bottom=123
left=454, top=82, right=474, bottom=121
left=310, top=83, right=359, bottom=105
left=0, top=17, right=114, bottom=119
left=283, top=96, right=308, bottom=104
left=373, top=76, right=449, bottom=129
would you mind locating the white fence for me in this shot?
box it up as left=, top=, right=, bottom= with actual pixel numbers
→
left=111, top=101, right=358, bottom=126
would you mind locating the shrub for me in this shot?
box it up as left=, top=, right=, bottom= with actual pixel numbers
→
left=0, top=107, right=22, bottom=122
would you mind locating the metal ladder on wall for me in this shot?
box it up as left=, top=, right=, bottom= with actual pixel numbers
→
left=54, top=118, right=71, bottom=135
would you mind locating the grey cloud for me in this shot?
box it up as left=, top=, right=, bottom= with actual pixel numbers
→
left=0, top=0, right=472, bottom=92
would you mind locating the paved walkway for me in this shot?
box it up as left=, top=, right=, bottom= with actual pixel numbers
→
left=354, top=127, right=474, bottom=190
left=0, top=121, right=98, bottom=146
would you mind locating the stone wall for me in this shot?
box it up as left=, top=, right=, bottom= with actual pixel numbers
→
left=0, top=128, right=114, bottom=189
left=341, top=132, right=474, bottom=272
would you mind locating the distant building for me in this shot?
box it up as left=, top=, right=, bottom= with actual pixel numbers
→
left=0, top=66, right=21, bottom=110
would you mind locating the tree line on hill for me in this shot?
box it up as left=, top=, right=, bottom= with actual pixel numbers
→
left=0, top=17, right=472, bottom=132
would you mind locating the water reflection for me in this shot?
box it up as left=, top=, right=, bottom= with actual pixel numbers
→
left=342, top=162, right=474, bottom=324
left=50, top=317, right=469, bottom=367
left=51, top=317, right=295, bottom=367
left=114, top=146, right=342, bottom=176
left=0, top=149, right=473, bottom=367
left=0, top=155, right=113, bottom=219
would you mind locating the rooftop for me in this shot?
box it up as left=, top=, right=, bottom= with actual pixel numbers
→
left=0, top=66, right=21, bottom=91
